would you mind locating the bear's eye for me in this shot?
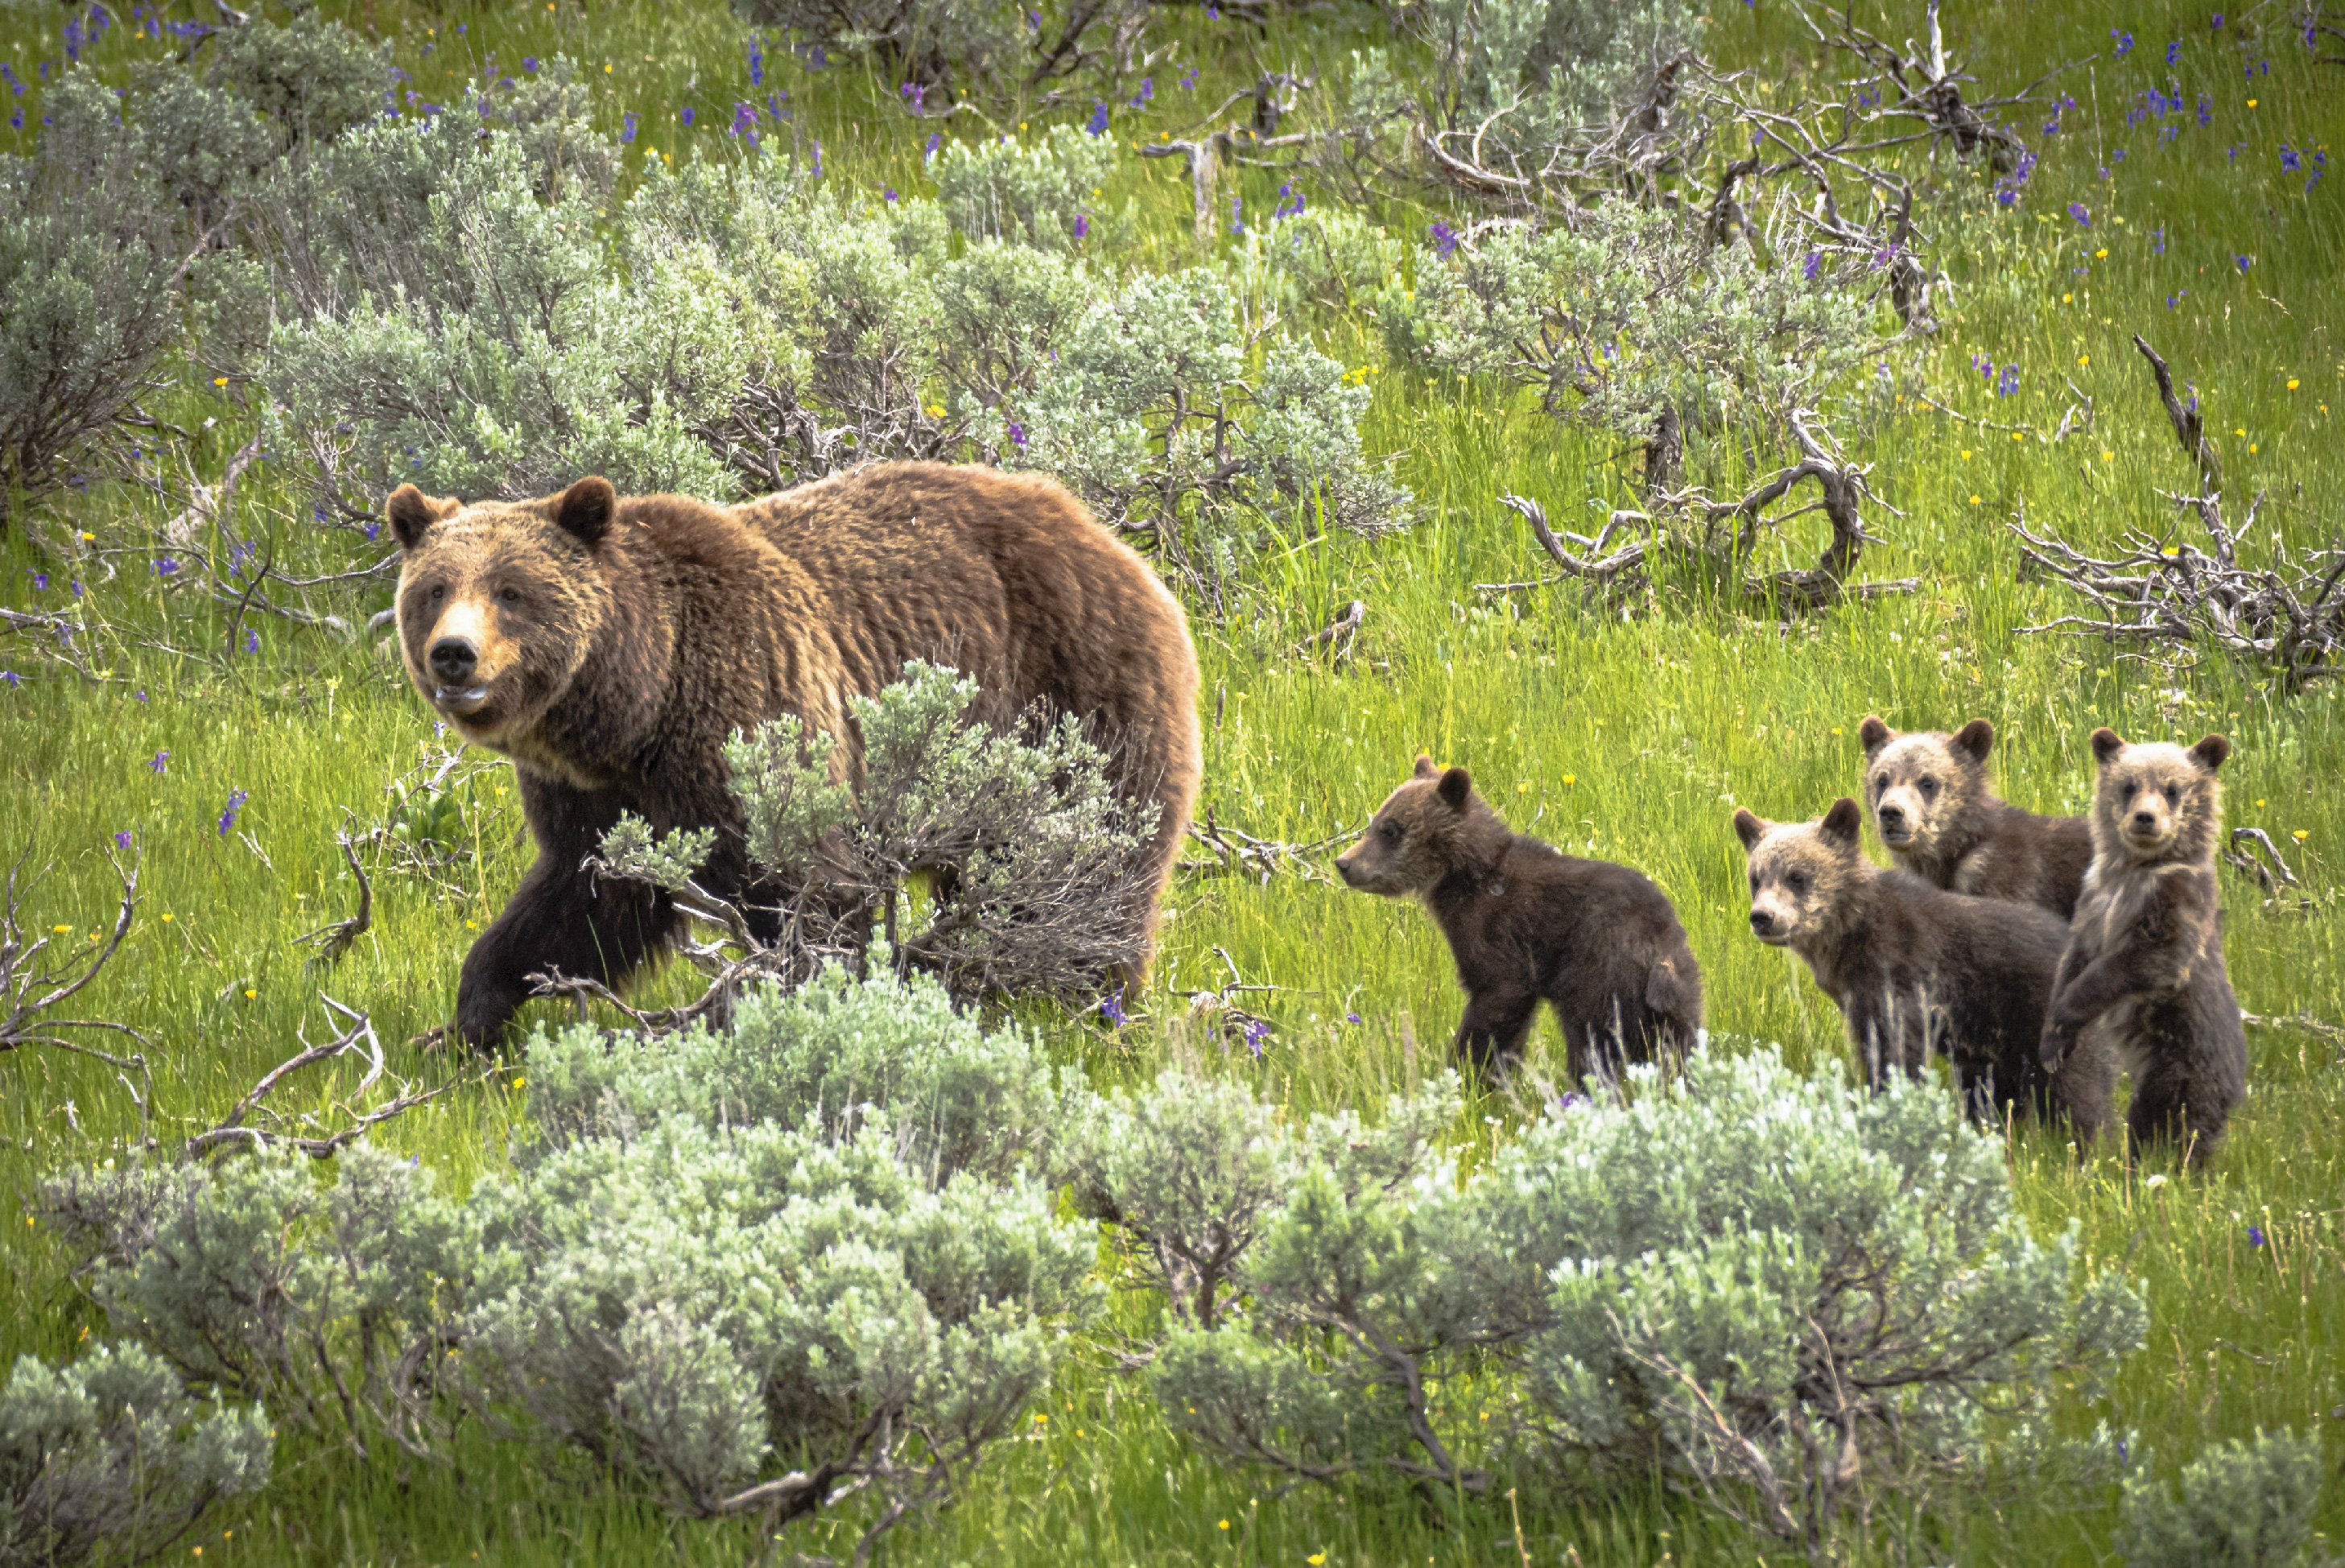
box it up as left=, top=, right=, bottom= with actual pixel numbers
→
left=2163, top=783, right=2180, bottom=804
left=1874, top=773, right=1889, bottom=795
left=1377, top=821, right=1402, bottom=845
left=1748, top=873, right=1761, bottom=893
left=497, top=587, right=521, bottom=606
left=1918, top=777, right=1938, bottom=798
left=427, top=584, right=445, bottom=602
left=1786, top=871, right=1810, bottom=893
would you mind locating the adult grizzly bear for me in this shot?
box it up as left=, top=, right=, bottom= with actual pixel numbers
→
left=390, top=462, right=1202, bottom=1046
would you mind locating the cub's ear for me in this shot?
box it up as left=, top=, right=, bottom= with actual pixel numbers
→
left=1856, top=716, right=1893, bottom=756
left=555, top=476, right=617, bottom=547
left=1435, top=766, right=1472, bottom=811
left=2190, top=733, right=2231, bottom=773
left=2089, top=727, right=2127, bottom=767
left=1412, top=753, right=1440, bottom=780
left=1732, top=808, right=1768, bottom=852
left=1820, top=798, right=1865, bottom=848
left=1952, top=718, right=1996, bottom=765
left=387, top=484, right=450, bottom=551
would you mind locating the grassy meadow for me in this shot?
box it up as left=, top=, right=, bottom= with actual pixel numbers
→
left=2, top=0, right=2341, bottom=1562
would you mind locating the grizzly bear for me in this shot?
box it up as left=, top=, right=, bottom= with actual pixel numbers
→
left=1336, top=757, right=1703, bottom=1079
left=1733, top=798, right=2108, bottom=1135
left=2039, top=730, right=2246, bottom=1166
left=1856, top=716, right=2094, bottom=918
left=390, top=462, right=1201, bottom=1046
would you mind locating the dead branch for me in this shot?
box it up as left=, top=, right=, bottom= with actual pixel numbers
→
left=1181, top=810, right=1348, bottom=888
left=295, top=830, right=374, bottom=968
left=2222, top=827, right=2302, bottom=892
left=184, top=996, right=469, bottom=1159
left=1291, top=599, right=1364, bottom=662
left=2132, top=335, right=2219, bottom=491
left=0, top=844, right=154, bottom=1141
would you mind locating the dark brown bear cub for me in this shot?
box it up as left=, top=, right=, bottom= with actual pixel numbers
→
left=390, top=463, right=1201, bottom=1046
left=1857, top=716, right=2094, bottom=918
left=1336, top=757, right=1703, bottom=1079
left=1733, top=798, right=2108, bottom=1135
left=2039, top=730, right=2245, bottom=1166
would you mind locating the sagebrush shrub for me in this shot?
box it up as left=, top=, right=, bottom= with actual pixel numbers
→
left=935, top=126, right=1117, bottom=250
left=1147, top=1049, right=2147, bottom=1546
left=1397, top=200, right=1890, bottom=495
left=1, top=1343, right=270, bottom=1568
left=2114, top=1429, right=2326, bottom=1568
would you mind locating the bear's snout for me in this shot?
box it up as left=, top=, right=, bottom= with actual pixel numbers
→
left=1748, top=907, right=1777, bottom=935
left=1876, top=802, right=1906, bottom=834
left=428, top=636, right=479, bottom=684
left=1335, top=848, right=1365, bottom=887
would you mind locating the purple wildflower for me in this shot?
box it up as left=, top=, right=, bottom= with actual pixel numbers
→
left=2248, top=1224, right=2266, bottom=1247
left=1430, top=220, right=1459, bottom=257
left=522, top=56, right=539, bottom=72
left=1179, top=66, right=1199, bottom=89
left=28, top=571, right=47, bottom=591
left=811, top=140, right=823, bottom=178
left=883, top=186, right=898, bottom=202
left=148, top=750, right=168, bottom=774
left=1129, top=75, right=1153, bottom=108
left=2211, top=10, right=2223, bottom=26
left=1228, top=193, right=1244, bottom=234
left=2280, top=144, right=2301, bottom=174
left=152, top=555, right=181, bottom=576
left=217, top=789, right=249, bottom=837
left=2150, top=224, right=2166, bottom=254
left=1997, top=363, right=2021, bottom=397
left=621, top=111, right=638, bottom=143
left=925, top=130, right=942, bottom=161
left=2236, top=254, right=2252, bottom=274
left=732, top=100, right=758, bottom=135
left=679, top=105, right=696, bottom=126
left=2166, top=290, right=2187, bottom=309
left=1072, top=211, right=1089, bottom=238
left=901, top=80, right=926, bottom=112
left=1803, top=250, right=1823, bottom=281
left=1100, top=988, right=1128, bottom=1026
left=1006, top=420, right=1028, bottom=449
left=1243, top=1018, right=1269, bottom=1058
left=1344, top=1010, right=1362, bottom=1025
left=70, top=581, right=82, bottom=599
left=242, top=628, right=260, bottom=654
left=1085, top=99, right=1109, bottom=136
left=748, top=35, right=765, bottom=87
left=0, top=671, right=18, bottom=689
left=2111, top=27, right=2134, bottom=56
left=2067, top=201, right=2091, bottom=226
left=2165, top=39, right=2181, bottom=64
left=114, top=830, right=132, bottom=850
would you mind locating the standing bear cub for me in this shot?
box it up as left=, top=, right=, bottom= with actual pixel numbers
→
left=1337, top=757, right=1703, bottom=1079
left=1733, top=799, right=2108, bottom=1133
left=1857, top=716, right=2094, bottom=918
left=391, top=463, right=1202, bottom=1046
left=2039, top=729, right=2246, bottom=1166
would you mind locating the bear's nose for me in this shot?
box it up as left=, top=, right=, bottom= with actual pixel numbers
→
left=1876, top=804, right=1905, bottom=828
left=428, top=637, right=478, bottom=683
left=2130, top=809, right=2159, bottom=831
left=1748, top=908, right=1776, bottom=935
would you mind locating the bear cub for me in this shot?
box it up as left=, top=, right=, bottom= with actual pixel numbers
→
left=1337, top=757, right=1703, bottom=1079
left=1857, top=716, right=2094, bottom=918
left=1733, top=798, right=2108, bottom=1133
left=2039, top=729, right=2246, bottom=1166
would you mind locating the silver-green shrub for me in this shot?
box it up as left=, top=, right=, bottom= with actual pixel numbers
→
left=39, top=1144, right=477, bottom=1460
left=665, top=660, right=1155, bottom=1001
left=2115, top=1430, right=2326, bottom=1568
left=464, top=963, right=1098, bottom=1541
left=1150, top=1050, right=2148, bottom=1546
left=729, top=0, right=1139, bottom=97
left=1, top=1343, right=270, bottom=1568
left=935, top=126, right=1117, bottom=250
left=523, top=961, right=1073, bottom=1185
left=1398, top=200, right=1889, bottom=496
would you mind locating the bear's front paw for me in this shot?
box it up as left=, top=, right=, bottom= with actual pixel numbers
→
left=2037, top=1025, right=2076, bottom=1072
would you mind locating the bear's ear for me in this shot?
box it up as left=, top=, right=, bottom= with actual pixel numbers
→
left=1857, top=716, right=1893, bottom=756
left=1820, top=798, right=1865, bottom=848
left=2090, top=727, right=2127, bottom=767
left=1732, top=808, right=1768, bottom=852
left=1953, top=718, right=1996, bottom=765
left=387, top=485, right=449, bottom=551
left=555, top=476, right=617, bottom=548
left=2190, top=733, right=2231, bottom=773
left=1412, top=753, right=1439, bottom=780
left=1435, top=766, right=1472, bottom=811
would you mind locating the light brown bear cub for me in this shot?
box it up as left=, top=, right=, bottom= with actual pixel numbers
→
left=2039, top=729, right=2246, bottom=1166
left=1733, top=799, right=2108, bottom=1134
left=1337, top=757, right=1703, bottom=1080
left=1857, top=716, right=2095, bottom=918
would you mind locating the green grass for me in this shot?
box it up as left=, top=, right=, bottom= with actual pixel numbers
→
left=3, top=0, right=2343, bottom=1562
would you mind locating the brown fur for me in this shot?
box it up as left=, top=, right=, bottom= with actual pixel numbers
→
left=1336, top=757, right=1703, bottom=1079
left=1732, top=799, right=2108, bottom=1135
left=2041, top=729, right=2245, bottom=1166
left=1856, top=716, right=2094, bottom=918
left=391, top=462, right=1202, bottom=1046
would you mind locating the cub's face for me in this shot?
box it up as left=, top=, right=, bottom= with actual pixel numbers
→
left=1336, top=756, right=1473, bottom=897
left=2090, top=728, right=2228, bottom=863
left=1732, top=798, right=1865, bottom=947
left=390, top=478, right=616, bottom=748
left=1856, top=716, right=1992, bottom=856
